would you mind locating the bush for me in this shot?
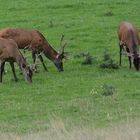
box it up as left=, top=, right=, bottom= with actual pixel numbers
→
left=74, top=52, right=94, bottom=65
left=101, top=84, right=115, bottom=96
left=82, top=53, right=93, bottom=65
left=104, top=11, right=113, bottom=16
left=100, top=51, right=119, bottom=69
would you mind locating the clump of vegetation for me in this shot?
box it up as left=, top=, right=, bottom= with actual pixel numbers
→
left=100, top=51, right=119, bottom=69
left=74, top=52, right=88, bottom=58
left=82, top=53, right=93, bottom=65
left=49, top=20, right=53, bottom=28
left=104, top=11, right=113, bottom=16
left=101, top=84, right=116, bottom=96
left=74, top=52, right=94, bottom=65
left=74, top=52, right=93, bottom=65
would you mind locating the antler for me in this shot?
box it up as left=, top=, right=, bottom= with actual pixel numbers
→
left=59, top=34, right=67, bottom=54
left=60, top=34, right=64, bottom=46
left=61, top=42, right=67, bottom=54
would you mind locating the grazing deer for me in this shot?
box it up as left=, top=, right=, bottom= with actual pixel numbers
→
left=0, top=38, right=32, bottom=83
left=118, top=22, right=140, bottom=70
left=0, top=28, right=67, bottom=72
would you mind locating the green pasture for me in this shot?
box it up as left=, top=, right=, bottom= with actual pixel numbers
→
left=0, top=0, right=139, bottom=134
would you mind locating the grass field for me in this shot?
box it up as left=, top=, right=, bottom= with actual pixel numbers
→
left=0, top=0, right=140, bottom=138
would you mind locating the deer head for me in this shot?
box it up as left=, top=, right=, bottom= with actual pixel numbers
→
left=127, top=52, right=140, bottom=71
left=21, top=63, right=33, bottom=83
left=54, top=34, right=67, bottom=72
left=133, top=54, right=140, bottom=71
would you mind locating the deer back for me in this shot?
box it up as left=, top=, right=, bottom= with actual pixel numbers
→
left=118, top=22, right=139, bottom=52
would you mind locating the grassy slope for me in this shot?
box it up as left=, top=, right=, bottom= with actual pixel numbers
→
left=0, top=0, right=139, bottom=134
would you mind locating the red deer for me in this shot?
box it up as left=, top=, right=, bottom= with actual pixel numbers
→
left=0, top=38, right=32, bottom=83
left=0, top=28, right=67, bottom=72
left=118, top=22, right=140, bottom=70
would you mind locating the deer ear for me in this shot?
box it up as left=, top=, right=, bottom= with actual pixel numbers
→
left=22, top=63, right=26, bottom=68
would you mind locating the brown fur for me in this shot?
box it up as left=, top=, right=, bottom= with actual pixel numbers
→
left=118, top=22, right=140, bottom=70
left=0, top=28, right=65, bottom=72
left=0, top=38, right=32, bottom=83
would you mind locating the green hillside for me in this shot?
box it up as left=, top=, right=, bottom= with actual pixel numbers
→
left=0, top=0, right=139, bottom=135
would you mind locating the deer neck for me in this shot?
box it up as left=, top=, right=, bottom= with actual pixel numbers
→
left=43, top=41, right=58, bottom=61
left=16, top=53, right=27, bottom=69
left=129, top=30, right=139, bottom=56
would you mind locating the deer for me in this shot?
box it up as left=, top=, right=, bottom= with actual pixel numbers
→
left=0, top=28, right=67, bottom=72
left=117, top=22, right=140, bottom=71
left=0, top=38, right=33, bottom=83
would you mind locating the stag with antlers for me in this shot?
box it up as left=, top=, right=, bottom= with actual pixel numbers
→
left=0, top=28, right=67, bottom=72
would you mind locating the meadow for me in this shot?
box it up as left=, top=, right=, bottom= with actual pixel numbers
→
left=0, top=0, right=140, bottom=139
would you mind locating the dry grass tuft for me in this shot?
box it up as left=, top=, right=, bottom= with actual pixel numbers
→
left=0, top=119, right=140, bottom=140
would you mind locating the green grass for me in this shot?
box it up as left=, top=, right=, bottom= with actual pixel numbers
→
left=0, top=0, right=140, bottom=134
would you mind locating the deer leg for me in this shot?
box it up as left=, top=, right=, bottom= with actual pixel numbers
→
left=32, top=52, right=36, bottom=64
left=128, top=56, right=132, bottom=69
left=0, top=61, right=5, bottom=82
left=10, top=62, right=18, bottom=82
left=38, top=54, right=48, bottom=71
left=23, top=45, right=30, bottom=54
left=125, top=48, right=132, bottom=69
left=23, top=47, right=26, bottom=54
left=119, top=43, right=123, bottom=66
